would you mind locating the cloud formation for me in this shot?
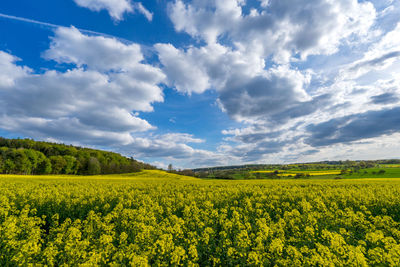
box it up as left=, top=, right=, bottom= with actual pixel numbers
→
left=74, top=0, right=153, bottom=21
left=157, top=0, right=400, bottom=164
left=306, top=107, right=400, bottom=147
left=0, top=26, right=221, bottom=167
left=0, top=27, right=164, bottom=145
left=169, top=0, right=376, bottom=61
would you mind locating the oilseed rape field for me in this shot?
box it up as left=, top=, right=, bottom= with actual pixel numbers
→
left=1, top=171, right=400, bottom=266
left=252, top=170, right=342, bottom=177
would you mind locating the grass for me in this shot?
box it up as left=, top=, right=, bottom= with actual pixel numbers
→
left=342, top=168, right=400, bottom=178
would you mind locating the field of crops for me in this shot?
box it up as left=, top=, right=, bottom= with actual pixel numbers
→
left=380, top=165, right=400, bottom=168
left=1, top=171, right=400, bottom=266
left=279, top=171, right=342, bottom=177
left=251, top=170, right=342, bottom=177
left=252, top=167, right=400, bottom=178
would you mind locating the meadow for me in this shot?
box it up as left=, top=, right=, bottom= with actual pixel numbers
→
left=1, top=170, right=400, bottom=266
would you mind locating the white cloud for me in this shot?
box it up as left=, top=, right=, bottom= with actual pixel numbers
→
left=44, top=26, right=143, bottom=71
left=155, top=43, right=211, bottom=94
left=339, top=23, right=400, bottom=81
left=0, top=27, right=229, bottom=168
left=159, top=0, right=377, bottom=127
left=155, top=42, right=265, bottom=94
left=74, top=0, right=153, bottom=21
left=115, top=133, right=230, bottom=168
left=74, top=0, right=133, bottom=20
left=0, top=27, right=165, bottom=146
left=168, top=0, right=376, bottom=62
left=0, top=52, right=31, bottom=88
left=134, top=2, right=153, bottom=21
left=156, top=42, right=321, bottom=124
left=169, top=0, right=244, bottom=44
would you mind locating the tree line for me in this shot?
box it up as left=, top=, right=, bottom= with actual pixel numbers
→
left=0, top=137, right=154, bottom=175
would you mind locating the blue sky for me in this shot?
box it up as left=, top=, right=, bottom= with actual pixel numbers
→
left=1, top=0, right=400, bottom=169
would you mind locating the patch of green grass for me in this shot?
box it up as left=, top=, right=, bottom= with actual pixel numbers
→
left=343, top=168, right=400, bottom=178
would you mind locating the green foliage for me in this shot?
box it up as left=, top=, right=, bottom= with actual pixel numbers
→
left=87, top=157, right=101, bottom=175
left=1, top=174, right=400, bottom=265
left=0, top=137, right=154, bottom=175
left=37, top=158, right=52, bottom=174
left=49, top=156, right=67, bottom=174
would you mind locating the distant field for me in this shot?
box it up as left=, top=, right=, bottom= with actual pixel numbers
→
left=278, top=171, right=341, bottom=177
left=252, top=168, right=400, bottom=179
left=252, top=170, right=342, bottom=177
left=380, top=164, right=400, bottom=168
left=343, top=167, right=400, bottom=178
left=1, top=171, right=400, bottom=265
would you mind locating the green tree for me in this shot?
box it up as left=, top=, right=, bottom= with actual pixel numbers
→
left=14, top=149, right=32, bottom=174
left=25, top=149, right=40, bottom=171
left=87, top=157, right=101, bottom=175
left=36, top=157, right=52, bottom=174
left=50, top=156, right=67, bottom=174
left=63, top=155, right=78, bottom=174
left=3, top=159, right=16, bottom=174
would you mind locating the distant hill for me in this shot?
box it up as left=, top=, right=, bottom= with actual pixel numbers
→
left=192, top=159, right=400, bottom=173
left=0, top=137, right=154, bottom=175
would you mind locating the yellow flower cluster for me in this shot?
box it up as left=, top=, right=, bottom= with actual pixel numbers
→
left=1, top=173, right=400, bottom=265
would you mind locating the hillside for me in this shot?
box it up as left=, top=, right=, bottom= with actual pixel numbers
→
left=0, top=137, right=154, bottom=175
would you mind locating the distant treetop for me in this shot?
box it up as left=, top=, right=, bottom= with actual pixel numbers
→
left=0, top=137, right=155, bottom=175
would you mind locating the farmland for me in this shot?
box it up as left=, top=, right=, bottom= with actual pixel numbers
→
left=252, top=170, right=342, bottom=177
left=250, top=168, right=400, bottom=178
left=1, top=171, right=400, bottom=265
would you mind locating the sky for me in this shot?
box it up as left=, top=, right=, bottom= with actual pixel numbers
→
left=1, top=0, right=400, bottom=169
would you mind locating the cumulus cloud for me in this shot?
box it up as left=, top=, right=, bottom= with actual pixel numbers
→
left=0, top=52, right=31, bottom=88
left=74, top=0, right=153, bottom=21
left=0, top=26, right=228, bottom=168
left=169, top=0, right=244, bottom=44
left=155, top=43, right=211, bottom=94
left=158, top=0, right=377, bottom=127
left=168, top=0, right=376, bottom=61
left=0, top=116, right=136, bottom=145
left=218, top=66, right=317, bottom=123
left=156, top=42, right=324, bottom=124
left=0, top=27, right=165, bottom=146
left=156, top=42, right=266, bottom=93
left=43, top=26, right=144, bottom=71
left=115, top=133, right=229, bottom=168
left=154, top=1, right=400, bottom=166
